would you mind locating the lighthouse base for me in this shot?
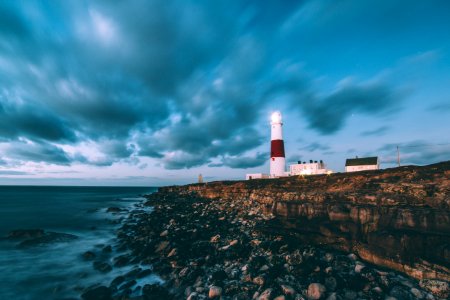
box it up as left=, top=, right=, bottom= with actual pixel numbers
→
left=270, top=157, right=286, bottom=178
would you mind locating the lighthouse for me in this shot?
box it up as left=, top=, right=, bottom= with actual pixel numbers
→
left=270, top=111, right=286, bottom=177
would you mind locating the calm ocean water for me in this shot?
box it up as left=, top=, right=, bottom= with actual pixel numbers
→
left=0, top=185, right=159, bottom=300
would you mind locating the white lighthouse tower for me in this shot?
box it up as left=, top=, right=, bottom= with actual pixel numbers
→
left=270, top=111, right=286, bottom=177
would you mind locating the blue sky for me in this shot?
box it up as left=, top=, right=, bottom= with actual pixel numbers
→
left=0, top=0, right=449, bottom=186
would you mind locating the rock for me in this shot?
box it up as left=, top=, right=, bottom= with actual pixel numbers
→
left=119, top=280, right=137, bottom=290
left=81, top=286, right=111, bottom=300
left=93, top=261, right=112, bottom=273
left=210, top=234, right=220, bottom=243
left=354, top=264, right=365, bottom=273
left=167, top=248, right=177, bottom=257
left=389, top=285, right=413, bottom=300
left=229, top=239, right=238, bottom=246
left=110, top=276, right=125, bottom=287
left=211, top=269, right=228, bottom=282
left=325, top=293, right=337, bottom=300
left=348, top=253, right=357, bottom=261
left=208, top=285, right=222, bottom=298
left=258, top=288, right=273, bottom=300
left=307, top=283, right=326, bottom=300
left=155, top=241, right=169, bottom=253
left=102, top=245, right=112, bottom=253
left=17, top=231, right=78, bottom=248
left=142, top=284, right=171, bottom=299
left=82, top=251, right=96, bottom=260
left=259, top=264, right=269, bottom=272
left=8, top=229, right=45, bottom=239
left=343, top=290, right=357, bottom=299
left=107, top=207, right=123, bottom=213
left=324, top=277, right=337, bottom=291
left=410, top=287, right=424, bottom=299
left=253, top=276, right=265, bottom=286
left=323, top=253, right=334, bottom=263
left=137, top=269, right=153, bottom=278
left=281, top=285, right=296, bottom=296
left=419, top=279, right=449, bottom=299
left=286, top=249, right=303, bottom=265
left=187, top=291, right=199, bottom=300
left=113, top=254, right=129, bottom=267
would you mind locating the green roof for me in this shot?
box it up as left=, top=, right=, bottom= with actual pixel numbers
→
left=345, top=156, right=378, bottom=166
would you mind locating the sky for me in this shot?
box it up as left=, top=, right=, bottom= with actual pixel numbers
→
left=0, top=0, right=449, bottom=186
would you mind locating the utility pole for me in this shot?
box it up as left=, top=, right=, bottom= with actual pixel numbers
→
left=396, top=146, right=400, bottom=167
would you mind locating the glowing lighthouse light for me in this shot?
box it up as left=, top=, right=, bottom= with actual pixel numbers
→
left=270, top=111, right=286, bottom=177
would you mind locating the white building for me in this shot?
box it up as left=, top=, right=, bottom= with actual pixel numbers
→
left=345, top=156, right=379, bottom=172
left=245, top=173, right=270, bottom=180
left=289, top=160, right=332, bottom=175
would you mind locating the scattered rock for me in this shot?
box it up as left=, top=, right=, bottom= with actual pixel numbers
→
left=307, top=283, right=326, bottom=300
left=281, top=285, right=296, bottom=296
left=7, top=229, right=45, bottom=239
left=208, top=285, right=222, bottom=298
left=419, top=279, right=449, bottom=299
left=93, top=261, right=112, bottom=273
left=16, top=231, right=78, bottom=248
left=81, top=286, right=111, bottom=300
left=107, top=207, right=123, bottom=213
left=82, top=251, right=96, bottom=260
left=258, top=288, right=273, bottom=300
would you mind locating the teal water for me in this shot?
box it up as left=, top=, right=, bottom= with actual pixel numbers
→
left=0, top=185, right=158, bottom=300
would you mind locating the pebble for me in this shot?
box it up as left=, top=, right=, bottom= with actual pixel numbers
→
left=208, top=285, right=222, bottom=298
left=307, top=283, right=326, bottom=300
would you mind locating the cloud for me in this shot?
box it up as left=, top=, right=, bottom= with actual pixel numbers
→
left=209, top=152, right=267, bottom=169
left=3, top=141, right=72, bottom=165
left=377, top=141, right=450, bottom=165
left=298, top=82, right=400, bottom=134
left=163, top=152, right=210, bottom=170
left=286, top=154, right=303, bottom=164
left=300, top=142, right=330, bottom=152
left=0, top=1, right=273, bottom=170
left=0, top=170, right=31, bottom=175
left=427, top=102, right=450, bottom=113
left=360, top=126, right=389, bottom=136
left=0, top=0, right=438, bottom=174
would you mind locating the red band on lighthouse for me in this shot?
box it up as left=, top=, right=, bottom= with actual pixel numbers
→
left=270, top=140, right=285, bottom=158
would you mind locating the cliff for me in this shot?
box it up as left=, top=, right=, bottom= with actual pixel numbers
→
left=159, top=161, right=450, bottom=282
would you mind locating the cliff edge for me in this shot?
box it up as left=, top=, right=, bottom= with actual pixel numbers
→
left=159, top=161, right=450, bottom=282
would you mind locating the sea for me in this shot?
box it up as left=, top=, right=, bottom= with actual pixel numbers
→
left=0, top=185, right=160, bottom=300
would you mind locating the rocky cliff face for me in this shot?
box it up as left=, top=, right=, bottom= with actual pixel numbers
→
left=159, top=161, right=450, bottom=282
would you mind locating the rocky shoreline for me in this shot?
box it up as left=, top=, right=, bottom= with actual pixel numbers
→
left=77, top=188, right=448, bottom=299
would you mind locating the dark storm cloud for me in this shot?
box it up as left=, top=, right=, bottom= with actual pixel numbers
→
left=360, top=126, right=389, bottom=137
left=264, top=68, right=402, bottom=135
left=0, top=0, right=274, bottom=169
left=5, top=141, right=71, bottom=165
left=0, top=100, right=76, bottom=142
left=299, top=83, right=400, bottom=135
left=0, top=0, right=414, bottom=170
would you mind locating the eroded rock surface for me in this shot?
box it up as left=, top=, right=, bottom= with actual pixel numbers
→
left=159, top=162, right=450, bottom=283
